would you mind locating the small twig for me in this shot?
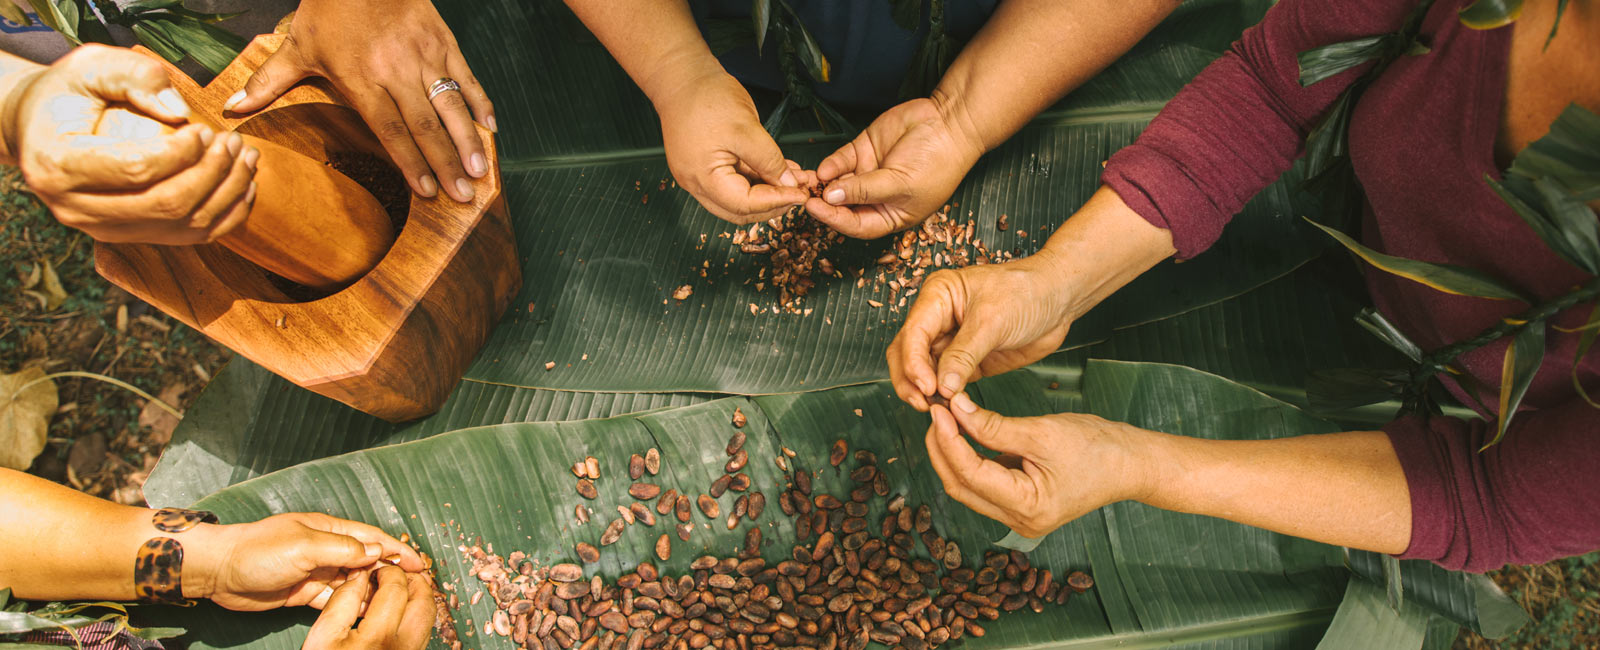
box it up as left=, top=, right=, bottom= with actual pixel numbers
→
left=14, top=371, right=181, bottom=418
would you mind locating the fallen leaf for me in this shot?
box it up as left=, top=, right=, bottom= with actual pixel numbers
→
left=67, top=431, right=107, bottom=483
left=0, top=367, right=58, bottom=470
left=38, top=260, right=67, bottom=311
left=138, top=382, right=186, bottom=445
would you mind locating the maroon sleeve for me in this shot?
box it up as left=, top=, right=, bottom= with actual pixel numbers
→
left=1386, top=402, right=1600, bottom=572
left=1100, top=0, right=1421, bottom=258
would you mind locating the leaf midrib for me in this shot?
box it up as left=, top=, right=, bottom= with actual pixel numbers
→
left=1004, top=606, right=1338, bottom=650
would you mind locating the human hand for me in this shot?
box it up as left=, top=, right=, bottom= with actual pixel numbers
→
left=926, top=394, right=1154, bottom=538
left=804, top=97, right=985, bottom=239
left=226, top=0, right=495, bottom=203
left=302, top=566, right=436, bottom=650
left=187, top=512, right=425, bottom=612
left=654, top=70, right=809, bottom=224
left=887, top=250, right=1074, bottom=410
left=9, top=44, right=256, bottom=245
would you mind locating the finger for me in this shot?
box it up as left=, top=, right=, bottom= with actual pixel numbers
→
left=424, top=75, right=488, bottom=180
left=815, top=140, right=860, bottom=183
left=895, top=277, right=958, bottom=397
left=346, top=91, right=437, bottom=198
left=446, top=51, right=496, bottom=133
left=821, top=167, right=911, bottom=208
left=358, top=566, right=412, bottom=637
left=948, top=392, right=1036, bottom=457
left=226, top=41, right=312, bottom=114
left=48, top=123, right=211, bottom=192
left=702, top=167, right=807, bottom=222
left=728, top=127, right=799, bottom=189
left=56, top=129, right=242, bottom=229
left=389, top=81, right=472, bottom=202
left=924, top=406, right=1015, bottom=523
left=297, top=513, right=426, bottom=572
left=201, top=180, right=256, bottom=243
left=304, top=569, right=373, bottom=648
left=886, top=332, right=931, bottom=412
left=934, top=309, right=1006, bottom=398
left=184, top=143, right=257, bottom=233
left=69, top=45, right=190, bottom=123
left=803, top=199, right=899, bottom=239
left=294, top=527, right=386, bottom=575
left=394, top=574, right=438, bottom=650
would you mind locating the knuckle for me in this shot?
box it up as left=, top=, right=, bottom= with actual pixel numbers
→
left=410, top=116, right=444, bottom=137
left=375, top=119, right=413, bottom=142
left=435, top=91, right=467, bottom=111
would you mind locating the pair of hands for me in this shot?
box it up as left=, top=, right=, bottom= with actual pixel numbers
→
left=658, top=69, right=985, bottom=238
left=195, top=512, right=436, bottom=650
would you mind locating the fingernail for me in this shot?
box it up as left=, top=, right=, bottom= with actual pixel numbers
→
left=223, top=90, right=246, bottom=111
left=953, top=392, right=978, bottom=413
left=225, top=132, right=242, bottom=156
left=779, top=171, right=797, bottom=187
left=455, top=177, right=475, bottom=201
left=417, top=174, right=437, bottom=197
left=155, top=88, right=189, bottom=118
left=941, top=372, right=962, bottom=394
left=245, top=181, right=257, bottom=204
left=317, top=585, right=334, bottom=602
left=825, top=188, right=845, bottom=205
left=364, top=543, right=381, bottom=557
left=469, top=152, right=486, bottom=177
left=196, top=125, right=214, bottom=147
left=485, top=114, right=498, bottom=133
left=243, top=146, right=260, bottom=170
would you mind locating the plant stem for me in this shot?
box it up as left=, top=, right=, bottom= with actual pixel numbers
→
left=1414, top=276, right=1600, bottom=381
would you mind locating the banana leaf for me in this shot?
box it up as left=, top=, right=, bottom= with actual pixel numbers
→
left=403, top=0, right=1334, bottom=395
left=141, top=361, right=1517, bottom=648
left=147, top=258, right=1401, bottom=508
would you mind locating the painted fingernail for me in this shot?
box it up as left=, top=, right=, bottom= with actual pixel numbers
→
left=223, top=90, right=246, bottom=112
left=417, top=174, right=437, bottom=197
left=155, top=88, right=189, bottom=118
left=825, top=188, right=845, bottom=205
left=778, top=171, right=797, bottom=187
left=455, top=177, right=475, bottom=201
left=469, top=152, right=486, bottom=177
left=941, top=372, right=962, bottom=394
left=243, top=146, right=260, bottom=170
left=953, top=392, right=978, bottom=414
left=225, top=132, right=243, bottom=156
left=485, top=114, right=498, bottom=133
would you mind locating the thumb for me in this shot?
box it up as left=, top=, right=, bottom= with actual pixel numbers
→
left=821, top=168, right=910, bottom=207
left=948, top=392, right=1031, bottom=456
left=225, top=44, right=311, bottom=114
left=730, top=128, right=799, bottom=190
left=73, top=47, right=189, bottom=123
left=299, top=529, right=384, bottom=571
left=933, top=317, right=1004, bottom=397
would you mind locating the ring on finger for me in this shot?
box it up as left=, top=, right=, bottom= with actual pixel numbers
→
left=426, top=77, right=461, bottom=101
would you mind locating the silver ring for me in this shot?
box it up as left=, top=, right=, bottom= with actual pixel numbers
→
left=426, top=77, right=461, bottom=101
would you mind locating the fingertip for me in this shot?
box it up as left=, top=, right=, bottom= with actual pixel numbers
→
left=416, top=174, right=438, bottom=198
left=154, top=88, right=190, bottom=120
left=485, top=114, right=498, bottom=133
left=824, top=186, right=846, bottom=205
left=223, top=89, right=246, bottom=112
left=952, top=391, right=978, bottom=414
left=778, top=170, right=797, bottom=188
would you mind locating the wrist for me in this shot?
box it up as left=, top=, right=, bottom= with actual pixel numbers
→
left=639, top=50, right=727, bottom=116
left=928, top=82, right=990, bottom=164
left=177, top=522, right=231, bottom=600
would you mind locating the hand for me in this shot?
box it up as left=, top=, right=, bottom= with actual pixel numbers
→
left=9, top=44, right=256, bottom=245
left=654, top=70, right=809, bottom=224
left=226, top=0, right=495, bottom=203
left=926, top=394, right=1153, bottom=538
left=887, top=250, right=1074, bottom=410
left=303, top=566, right=436, bottom=650
left=188, top=512, right=425, bottom=612
left=803, top=97, right=985, bottom=239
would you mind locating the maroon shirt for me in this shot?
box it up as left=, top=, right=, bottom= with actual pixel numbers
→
left=1102, top=0, right=1600, bottom=571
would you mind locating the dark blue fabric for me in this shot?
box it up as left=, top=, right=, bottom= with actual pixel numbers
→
left=692, top=0, right=997, bottom=110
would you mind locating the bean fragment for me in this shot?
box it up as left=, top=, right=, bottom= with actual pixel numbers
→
left=655, top=534, right=672, bottom=561
left=829, top=440, right=847, bottom=467
left=577, top=478, right=598, bottom=500
left=645, top=448, right=661, bottom=475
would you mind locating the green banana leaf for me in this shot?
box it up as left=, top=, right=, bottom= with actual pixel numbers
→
left=398, top=0, right=1334, bottom=395
left=147, top=258, right=1402, bottom=508
left=141, top=361, right=1517, bottom=649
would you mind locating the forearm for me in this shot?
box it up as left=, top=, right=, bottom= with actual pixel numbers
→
left=1033, top=185, right=1177, bottom=320
left=0, top=469, right=225, bottom=600
left=563, top=0, right=724, bottom=108
left=931, top=0, right=1178, bottom=153
left=0, top=50, right=45, bottom=164
left=1132, top=429, right=1412, bottom=553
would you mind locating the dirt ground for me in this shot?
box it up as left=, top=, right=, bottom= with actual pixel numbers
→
left=0, top=169, right=1591, bottom=647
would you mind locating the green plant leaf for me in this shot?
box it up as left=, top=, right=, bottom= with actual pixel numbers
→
left=1297, top=35, right=1389, bottom=87
left=1346, top=552, right=1530, bottom=638
left=0, top=3, right=30, bottom=26
left=1458, top=0, right=1522, bottom=29
left=1573, top=303, right=1600, bottom=408
left=787, top=18, right=830, bottom=83
left=1312, top=580, right=1428, bottom=650
left=1484, top=104, right=1600, bottom=274
left=751, top=0, right=771, bottom=53
left=1489, top=321, right=1546, bottom=448
left=1306, top=219, right=1530, bottom=302
left=1546, top=0, right=1570, bottom=47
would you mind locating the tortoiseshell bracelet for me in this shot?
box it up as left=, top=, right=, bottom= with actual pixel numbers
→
left=133, top=508, right=218, bottom=604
